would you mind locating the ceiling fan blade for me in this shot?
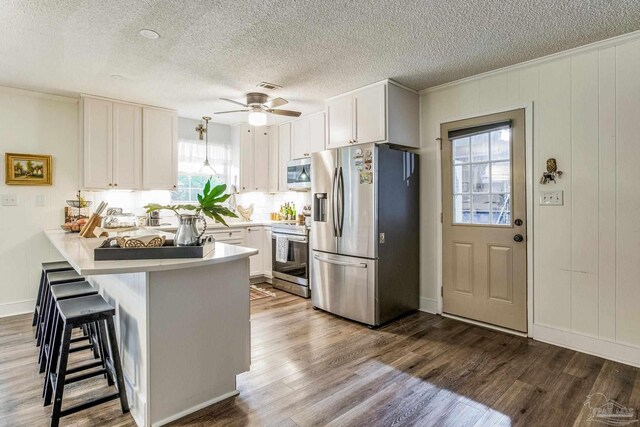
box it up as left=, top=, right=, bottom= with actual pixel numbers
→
left=220, top=98, right=248, bottom=108
left=266, top=109, right=302, bottom=117
left=263, top=97, right=288, bottom=109
left=214, top=109, right=250, bottom=114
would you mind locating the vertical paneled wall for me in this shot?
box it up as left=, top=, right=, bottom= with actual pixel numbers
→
left=420, top=36, right=640, bottom=353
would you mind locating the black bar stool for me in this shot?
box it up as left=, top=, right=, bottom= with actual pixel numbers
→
left=44, top=294, right=129, bottom=427
left=33, top=262, right=73, bottom=328
left=39, top=281, right=99, bottom=375
left=36, top=270, right=85, bottom=346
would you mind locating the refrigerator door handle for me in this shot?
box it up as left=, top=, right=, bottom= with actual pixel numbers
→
left=313, top=253, right=367, bottom=268
left=338, top=166, right=345, bottom=237
left=331, top=168, right=338, bottom=237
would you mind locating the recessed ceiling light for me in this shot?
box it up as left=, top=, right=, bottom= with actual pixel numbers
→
left=139, top=29, right=160, bottom=39
left=110, top=74, right=124, bottom=80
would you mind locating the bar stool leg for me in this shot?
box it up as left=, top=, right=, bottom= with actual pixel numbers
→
left=50, top=325, right=73, bottom=427
left=43, top=311, right=62, bottom=402
left=104, top=317, right=129, bottom=413
left=33, top=270, right=46, bottom=327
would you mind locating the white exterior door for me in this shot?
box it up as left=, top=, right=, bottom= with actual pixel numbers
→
left=441, top=109, right=527, bottom=332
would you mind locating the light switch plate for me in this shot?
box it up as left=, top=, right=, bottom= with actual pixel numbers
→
left=540, top=190, right=563, bottom=206
left=1, top=194, right=17, bottom=206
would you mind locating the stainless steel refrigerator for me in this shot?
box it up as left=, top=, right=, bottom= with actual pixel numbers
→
left=310, top=143, right=419, bottom=326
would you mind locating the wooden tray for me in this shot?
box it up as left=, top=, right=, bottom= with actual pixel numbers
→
left=94, top=241, right=214, bottom=261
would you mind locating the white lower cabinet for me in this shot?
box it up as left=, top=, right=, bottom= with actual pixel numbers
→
left=263, top=227, right=273, bottom=277
left=209, top=225, right=272, bottom=278
left=246, top=226, right=264, bottom=277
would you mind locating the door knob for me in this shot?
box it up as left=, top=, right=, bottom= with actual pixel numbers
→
left=513, top=234, right=524, bottom=242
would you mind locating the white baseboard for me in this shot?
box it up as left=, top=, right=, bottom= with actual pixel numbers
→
left=0, top=299, right=35, bottom=318
left=533, top=324, right=640, bottom=368
left=152, top=390, right=239, bottom=427
left=419, top=297, right=437, bottom=314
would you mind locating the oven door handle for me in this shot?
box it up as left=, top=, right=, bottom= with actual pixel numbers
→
left=272, top=235, right=308, bottom=243
left=313, top=254, right=367, bottom=268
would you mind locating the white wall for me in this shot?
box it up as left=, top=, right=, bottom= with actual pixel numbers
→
left=419, top=33, right=640, bottom=365
left=0, top=87, right=79, bottom=316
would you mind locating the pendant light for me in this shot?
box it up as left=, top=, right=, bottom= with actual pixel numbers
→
left=196, top=116, right=218, bottom=177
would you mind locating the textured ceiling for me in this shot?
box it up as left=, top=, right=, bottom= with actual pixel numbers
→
left=1, top=0, right=639, bottom=124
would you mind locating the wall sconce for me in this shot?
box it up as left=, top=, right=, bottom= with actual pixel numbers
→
left=540, top=158, right=563, bottom=184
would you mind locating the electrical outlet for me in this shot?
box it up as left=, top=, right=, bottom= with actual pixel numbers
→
left=1, top=194, right=17, bottom=206
left=540, top=190, right=563, bottom=206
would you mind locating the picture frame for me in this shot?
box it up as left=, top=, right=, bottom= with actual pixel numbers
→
left=5, top=153, right=52, bottom=186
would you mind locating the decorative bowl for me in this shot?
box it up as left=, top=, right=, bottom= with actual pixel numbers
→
left=116, top=235, right=166, bottom=248
left=66, top=200, right=93, bottom=208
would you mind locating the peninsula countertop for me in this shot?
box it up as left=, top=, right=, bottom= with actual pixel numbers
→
left=45, top=229, right=258, bottom=276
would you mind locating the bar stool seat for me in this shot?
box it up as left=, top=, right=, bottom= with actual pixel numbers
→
left=39, top=281, right=98, bottom=374
left=33, top=262, right=73, bottom=327
left=45, top=295, right=129, bottom=427
left=36, top=270, right=85, bottom=347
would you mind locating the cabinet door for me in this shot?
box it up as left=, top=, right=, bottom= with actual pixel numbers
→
left=253, top=126, right=269, bottom=192
left=263, top=228, right=273, bottom=276
left=142, top=108, right=177, bottom=190
left=267, top=126, right=279, bottom=193
left=326, top=95, right=354, bottom=149
left=309, top=113, right=326, bottom=154
left=354, top=84, right=386, bottom=144
left=278, top=123, right=291, bottom=192
left=291, top=118, right=310, bottom=159
left=239, top=125, right=254, bottom=192
left=112, top=102, right=142, bottom=189
left=83, top=97, right=113, bottom=189
left=246, top=227, right=263, bottom=277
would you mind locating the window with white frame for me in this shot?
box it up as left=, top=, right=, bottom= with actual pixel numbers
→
left=171, top=121, right=237, bottom=203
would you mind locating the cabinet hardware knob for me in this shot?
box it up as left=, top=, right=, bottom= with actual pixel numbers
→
left=114, top=183, right=118, bottom=187
left=108, top=183, right=112, bottom=187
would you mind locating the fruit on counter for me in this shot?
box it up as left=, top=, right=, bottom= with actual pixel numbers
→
left=76, top=218, right=87, bottom=226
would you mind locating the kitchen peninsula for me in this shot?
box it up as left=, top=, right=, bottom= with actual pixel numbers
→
left=45, top=229, right=258, bottom=427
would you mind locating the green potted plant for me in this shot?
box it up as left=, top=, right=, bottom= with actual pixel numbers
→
left=144, top=179, right=238, bottom=246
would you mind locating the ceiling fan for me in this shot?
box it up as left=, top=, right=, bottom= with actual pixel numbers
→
left=215, top=92, right=301, bottom=126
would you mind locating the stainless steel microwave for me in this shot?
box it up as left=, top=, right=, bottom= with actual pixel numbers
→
left=287, top=158, right=311, bottom=191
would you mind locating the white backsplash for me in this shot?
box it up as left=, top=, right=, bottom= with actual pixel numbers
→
left=83, top=190, right=311, bottom=225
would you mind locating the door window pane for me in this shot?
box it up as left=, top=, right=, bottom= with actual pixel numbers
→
left=453, top=195, right=471, bottom=223
left=491, top=194, right=511, bottom=225
left=451, top=127, right=512, bottom=226
left=453, top=137, right=470, bottom=164
left=491, top=129, right=510, bottom=161
left=453, top=165, right=470, bottom=193
left=491, top=161, right=511, bottom=193
left=472, top=163, right=490, bottom=193
left=471, top=134, right=489, bottom=162
left=472, top=195, right=491, bottom=224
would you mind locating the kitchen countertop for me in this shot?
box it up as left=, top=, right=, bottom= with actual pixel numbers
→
left=45, top=229, right=258, bottom=276
left=147, top=220, right=304, bottom=232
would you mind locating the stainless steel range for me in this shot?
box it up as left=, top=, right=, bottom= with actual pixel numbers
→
left=271, top=223, right=310, bottom=298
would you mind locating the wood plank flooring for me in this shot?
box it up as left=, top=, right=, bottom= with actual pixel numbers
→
left=1, top=286, right=639, bottom=426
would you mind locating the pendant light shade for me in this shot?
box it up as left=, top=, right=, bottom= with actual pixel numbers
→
left=198, top=116, right=218, bottom=178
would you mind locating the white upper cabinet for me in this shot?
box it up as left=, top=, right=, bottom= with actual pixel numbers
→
left=354, top=84, right=386, bottom=144
left=113, top=103, right=142, bottom=189
left=290, top=112, right=326, bottom=159
left=268, top=126, right=280, bottom=193
left=326, top=95, right=354, bottom=149
left=142, top=107, right=178, bottom=190
left=325, top=79, right=419, bottom=149
left=238, top=125, right=254, bottom=192
left=309, top=113, right=326, bottom=154
left=81, top=95, right=176, bottom=190
left=291, top=117, right=310, bottom=159
left=82, top=97, right=113, bottom=188
left=253, top=127, right=269, bottom=192
left=278, top=123, right=291, bottom=192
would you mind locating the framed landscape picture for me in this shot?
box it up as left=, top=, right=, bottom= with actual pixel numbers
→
left=5, top=153, right=52, bottom=185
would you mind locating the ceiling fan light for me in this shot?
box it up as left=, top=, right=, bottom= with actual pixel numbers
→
left=248, top=111, right=267, bottom=126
